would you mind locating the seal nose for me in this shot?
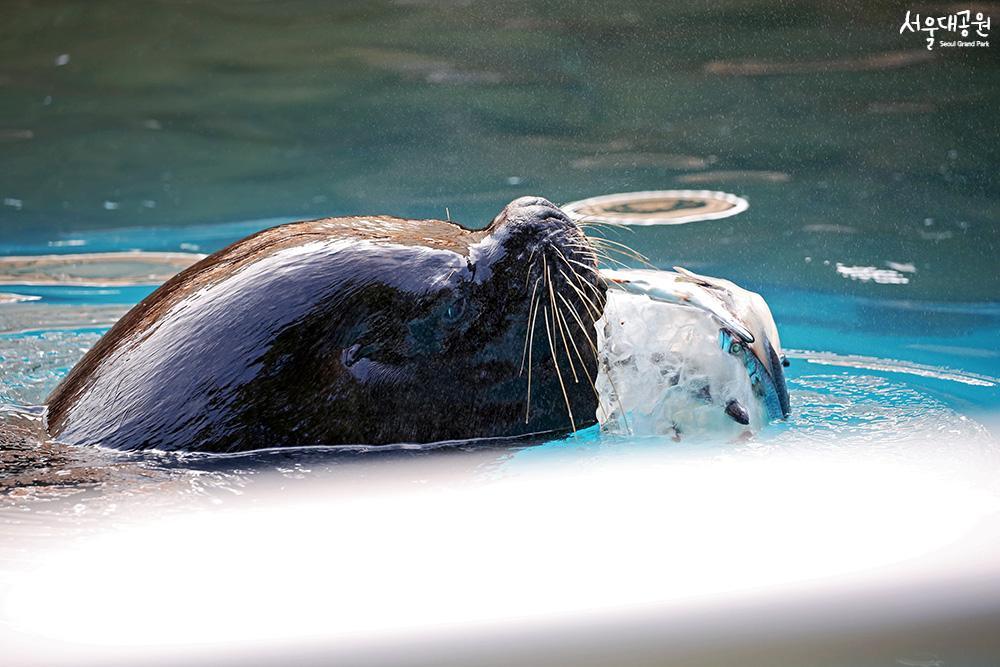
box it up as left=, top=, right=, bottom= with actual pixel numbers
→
left=502, top=196, right=573, bottom=226
left=508, top=196, right=559, bottom=210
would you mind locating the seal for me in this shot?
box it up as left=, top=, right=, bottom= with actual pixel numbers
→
left=45, top=197, right=607, bottom=453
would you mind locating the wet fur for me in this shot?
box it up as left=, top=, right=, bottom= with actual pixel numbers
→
left=46, top=202, right=605, bottom=453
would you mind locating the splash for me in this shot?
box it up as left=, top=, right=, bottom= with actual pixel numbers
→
left=0, top=293, right=40, bottom=304
left=835, top=263, right=910, bottom=285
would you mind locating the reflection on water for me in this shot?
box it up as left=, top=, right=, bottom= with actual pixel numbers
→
left=0, top=251, right=204, bottom=286
left=0, top=301, right=128, bottom=404
left=703, top=48, right=935, bottom=75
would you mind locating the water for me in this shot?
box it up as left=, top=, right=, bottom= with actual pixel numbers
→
left=1, top=1, right=999, bottom=665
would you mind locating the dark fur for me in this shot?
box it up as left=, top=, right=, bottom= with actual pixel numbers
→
left=46, top=198, right=606, bottom=453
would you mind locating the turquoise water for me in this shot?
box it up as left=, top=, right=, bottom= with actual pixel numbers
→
left=2, top=2, right=998, bottom=303
left=1, top=2, right=999, bottom=664
left=2, top=0, right=997, bottom=421
left=1, top=215, right=996, bottom=460
left=1, top=0, right=997, bottom=559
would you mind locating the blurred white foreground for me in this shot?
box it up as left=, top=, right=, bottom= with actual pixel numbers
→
left=3, top=428, right=1000, bottom=667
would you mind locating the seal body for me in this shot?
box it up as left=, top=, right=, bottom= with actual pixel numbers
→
left=46, top=198, right=606, bottom=453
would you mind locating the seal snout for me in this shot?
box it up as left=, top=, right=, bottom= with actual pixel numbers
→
left=502, top=196, right=574, bottom=227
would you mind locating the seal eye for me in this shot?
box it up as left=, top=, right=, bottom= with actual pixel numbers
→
left=443, top=298, right=466, bottom=324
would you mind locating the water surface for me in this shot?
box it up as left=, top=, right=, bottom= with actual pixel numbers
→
left=1, top=2, right=999, bottom=665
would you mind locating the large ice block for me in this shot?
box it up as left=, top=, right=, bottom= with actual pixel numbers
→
left=596, top=268, right=788, bottom=438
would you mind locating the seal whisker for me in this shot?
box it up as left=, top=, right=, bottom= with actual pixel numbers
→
left=549, top=244, right=605, bottom=301
left=558, top=253, right=607, bottom=284
left=555, top=290, right=615, bottom=424
left=564, top=281, right=603, bottom=326
left=586, top=235, right=650, bottom=260
left=563, top=290, right=629, bottom=436
left=574, top=214, right=634, bottom=232
left=563, top=261, right=601, bottom=279
left=555, top=248, right=599, bottom=271
left=550, top=244, right=599, bottom=277
left=557, top=268, right=603, bottom=322
left=523, top=251, right=538, bottom=288
left=550, top=245, right=609, bottom=316
left=565, top=242, right=631, bottom=270
left=524, top=287, right=542, bottom=423
left=557, top=256, right=630, bottom=430
left=554, top=296, right=589, bottom=390
left=584, top=243, right=644, bottom=265
left=578, top=223, right=633, bottom=238
left=579, top=218, right=630, bottom=229
left=555, top=290, right=598, bottom=357
left=584, top=237, right=655, bottom=269
left=543, top=305, right=577, bottom=432
left=520, top=275, right=542, bottom=376
left=547, top=262, right=579, bottom=384
left=563, top=239, right=609, bottom=259
left=557, top=300, right=606, bottom=420
left=562, top=326, right=604, bottom=421
left=578, top=224, right=634, bottom=242
left=578, top=237, right=642, bottom=261
left=558, top=263, right=606, bottom=311
left=566, top=241, right=615, bottom=261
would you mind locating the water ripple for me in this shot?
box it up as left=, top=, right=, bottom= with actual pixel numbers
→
left=786, top=349, right=998, bottom=387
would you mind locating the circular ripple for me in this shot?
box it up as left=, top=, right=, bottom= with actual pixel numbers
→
left=562, top=190, right=749, bottom=226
